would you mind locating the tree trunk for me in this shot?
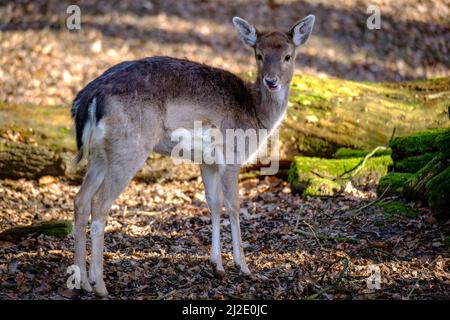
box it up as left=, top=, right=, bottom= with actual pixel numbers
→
left=0, top=138, right=65, bottom=179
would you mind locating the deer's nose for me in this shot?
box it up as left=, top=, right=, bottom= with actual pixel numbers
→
left=264, top=76, right=279, bottom=88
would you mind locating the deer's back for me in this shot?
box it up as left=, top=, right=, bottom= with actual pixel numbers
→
left=72, top=56, right=258, bottom=149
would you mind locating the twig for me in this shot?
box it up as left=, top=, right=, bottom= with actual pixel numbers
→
left=319, top=257, right=347, bottom=283
left=303, top=221, right=324, bottom=250
left=389, top=127, right=397, bottom=144
left=293, top=227, right=359, bottom=245
left=340, top=146, right=388, bottom=179
left=311, top=170, right=337, bottom=180
left=405, top=279, right=420, bottom=300
left=306, top=257, right=350, bottom=300
left=348, top=183, right=391, bottom=215
left=156, top=289, right=177, bottom=300
left=224, top=293, right=243, bottom=300
left=294, top=204, right=304, bottom=231
left=312, top=145, right=388, bottom=183
left=305, top=222, right=324, bottom=250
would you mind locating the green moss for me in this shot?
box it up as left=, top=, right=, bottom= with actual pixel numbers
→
left=375, top=201, right=419, bottom=222
left=393, top=153, right=437, bottom=173
left=282, top=75, right=450, bottom=158
left=405, top=150, right=450, bottom=200
left=425, top=166, right=450, bottom=216
left=315, top=234, right=359, bottom=244
left=390, top=128, right=448, bottom=160
left=435, top=129, right=450, bottom=151
left=0, top=220, right=72, bottom=240
left=377, top=172, right=414, bottom=195
left=296, top=135, right=336, bottom=158
left=0, top=102, right=75, bottom=152
left=289, top=155, right=393, bottom=197
left=38, top=221, right=73, bottom=237
left=290, top=92, right=327, bottom=108
left=444, top=237, right=450, bottom=247
left=303, top=177, right=341, bottom=197
left=289, top=155, right=392, bottom=185
left=334, top=147, right=391, bottom=159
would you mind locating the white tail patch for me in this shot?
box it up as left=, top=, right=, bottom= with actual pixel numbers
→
left=69, top=97, right=105, bottom=170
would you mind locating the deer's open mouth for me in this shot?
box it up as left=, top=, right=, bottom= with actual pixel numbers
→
left=263, top=77, right=280, bottom=92
left=266, top=83, right=280, bottom=91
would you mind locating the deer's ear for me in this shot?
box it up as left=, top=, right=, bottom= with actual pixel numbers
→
left=232, top=17, right=258, bottom=47
left=289, top=15, right=315, bottom=46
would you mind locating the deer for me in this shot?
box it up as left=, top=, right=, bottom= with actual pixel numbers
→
left=71, top=15, right=315, bottom=297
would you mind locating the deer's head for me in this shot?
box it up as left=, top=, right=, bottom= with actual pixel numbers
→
left=232, top=15, right=315, bottom=93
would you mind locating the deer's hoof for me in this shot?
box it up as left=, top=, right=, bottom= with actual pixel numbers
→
left=212, top=266, right=226, bottom=279
left=239, top=264, right=251, bottom=276
left=81, top=280, right=93, bottom=293
left=92, top=281, right=108, bottom=298
left=210, top=262, right=226, bottom=279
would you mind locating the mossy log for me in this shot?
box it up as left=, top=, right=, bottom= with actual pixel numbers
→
left=334, top=147, right=391, bottom=159
left=393, top=153, right=438, bottom=173
left=280, top=76, right=450, bottom=158
left=377, top=128, right=450, bottom=216
left=376, top=172, right=414, bottom=196
left=404, top=151, right=450, bottom=202
left=0, top=220, right=72, bottom=242
left=289, top=154, right=392, bottom=197
left=426, top=166, right=450, bottom=216
left=389, top=128, right=449, bottom=161
left=302, top=177, right=341, bottom=197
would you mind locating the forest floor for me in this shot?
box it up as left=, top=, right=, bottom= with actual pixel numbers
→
left=0, top=176, right=448, bottom=300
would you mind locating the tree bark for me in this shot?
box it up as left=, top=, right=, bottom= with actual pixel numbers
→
left=0, top=138, right=65, bottom=179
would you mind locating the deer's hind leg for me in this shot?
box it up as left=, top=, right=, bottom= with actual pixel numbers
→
left=74, top=150, right=107, bottom=292
left=88, top=144, right=150, bottom=297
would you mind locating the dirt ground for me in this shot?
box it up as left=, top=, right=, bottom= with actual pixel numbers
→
left=0, top=176, right=448, bottom=299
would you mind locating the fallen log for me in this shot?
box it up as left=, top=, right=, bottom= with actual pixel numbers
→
left=288, top=150, right=392, bottom=197
left=280, top=76, right=450, bottom=158
left=0, top=220, right=72, bottom=243
left=0, top=138, right=65, bottom=179
left=377, top=128, right=450, bottom=217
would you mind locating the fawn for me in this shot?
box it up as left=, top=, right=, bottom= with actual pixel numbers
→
left=71, top=15, right=315, bottom=297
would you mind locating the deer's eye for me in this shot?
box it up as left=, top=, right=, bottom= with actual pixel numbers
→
left=284, top=54, right=292, bottom=62
left=256, top=54, right=263, bottom=61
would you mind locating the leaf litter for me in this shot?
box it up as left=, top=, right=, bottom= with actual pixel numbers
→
left=0, top=176, right=448, bottom=300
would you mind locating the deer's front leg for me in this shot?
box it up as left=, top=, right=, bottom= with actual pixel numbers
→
left=221, top=165, right=251, bottom=275
left=200, top=165, right=225, bottom=276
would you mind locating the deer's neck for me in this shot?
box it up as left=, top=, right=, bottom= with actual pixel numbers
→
left=252, top=78, right=290, bottom=130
